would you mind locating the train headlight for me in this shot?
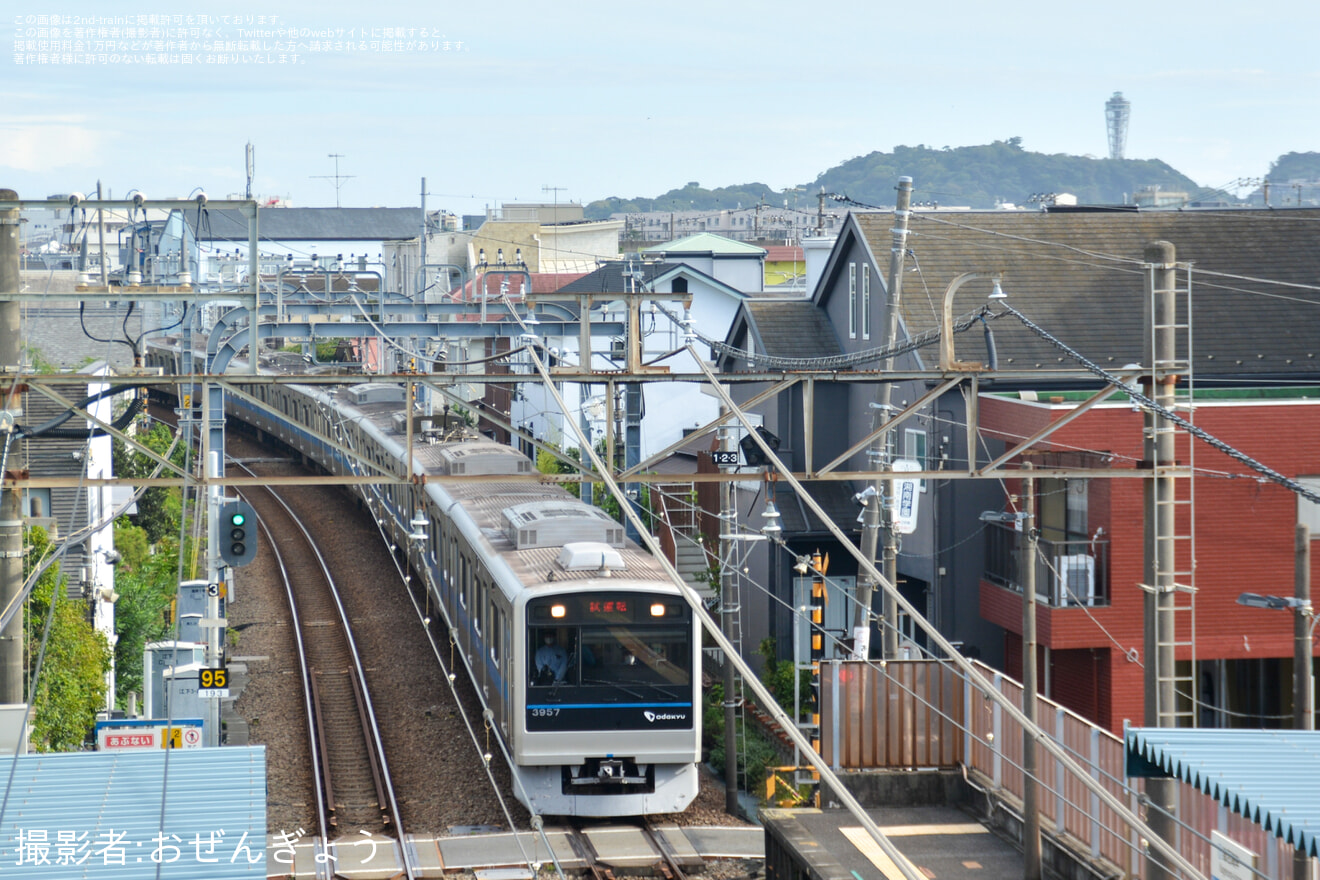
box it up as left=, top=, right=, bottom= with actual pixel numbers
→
left=550, top=604, right=566, bottom=618
left=650, top=603, right=666, bottom=617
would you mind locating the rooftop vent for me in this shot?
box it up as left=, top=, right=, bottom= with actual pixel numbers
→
left=347, top=383, right=405, bottom=406
left=435, top=441, right=532, bottom=476
left=504, top=501, right=625, bottom=550
left=557, top=541, right=626, bottom=573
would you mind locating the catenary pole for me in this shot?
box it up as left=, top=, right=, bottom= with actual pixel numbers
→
left=1296, top=523, right=1313, bottom=880
left=0, top=189, right=21, bottom=705
left=1022, top=464, right=1041, bottom=880
left=1143, top=240, right=1179, bottom=880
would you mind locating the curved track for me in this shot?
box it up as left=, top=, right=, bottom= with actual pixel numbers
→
left=235, top=461, right=413, bottom=875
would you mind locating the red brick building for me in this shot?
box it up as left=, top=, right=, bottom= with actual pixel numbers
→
left=979, top=389, right=1320, bottom=734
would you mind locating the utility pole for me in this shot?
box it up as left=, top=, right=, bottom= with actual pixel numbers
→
left=854, top=177, right=912, bottom=660
left=1022, top=463, right=1042, bottom=880
left=420, top=177, right=427, bottom=299
left=1296, top=524, right=1313, bottom=880
left=95, top=181, right=108, bottom=288
left=1143, top=239, right=1178, bottom=880
left=0, top=190, right=21, bottom=706
left=719, top=425, right=739, bottom=814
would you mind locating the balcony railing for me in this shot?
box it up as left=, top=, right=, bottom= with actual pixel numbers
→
left=983, top=521, right=1109, bottom=607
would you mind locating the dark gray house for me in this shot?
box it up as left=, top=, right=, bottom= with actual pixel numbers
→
left=720, top=204, right=1320, bottom=688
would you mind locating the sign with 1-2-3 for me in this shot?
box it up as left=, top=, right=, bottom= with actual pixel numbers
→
left=198, top=666, right=230, bottom=698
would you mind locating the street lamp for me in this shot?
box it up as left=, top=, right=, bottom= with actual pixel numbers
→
left=1236, top=588, right=1316, bottom=733
left=1236, top=530, right=1315, bottom=880
left=1236, top=593, right=1308, bottom=612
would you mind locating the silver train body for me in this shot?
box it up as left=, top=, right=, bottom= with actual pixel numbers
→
left=145, top=341, right=701, bottom=816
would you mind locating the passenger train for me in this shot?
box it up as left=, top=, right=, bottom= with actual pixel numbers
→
left=145, top=340, right=702, bottom=817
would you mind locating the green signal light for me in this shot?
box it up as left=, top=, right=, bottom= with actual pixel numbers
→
left=231, top=513, right=246, bottom=526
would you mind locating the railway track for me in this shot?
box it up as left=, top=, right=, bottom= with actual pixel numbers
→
left=561, top=819, right=696, bottom=880
left=234, top=460, right=414, bottom=876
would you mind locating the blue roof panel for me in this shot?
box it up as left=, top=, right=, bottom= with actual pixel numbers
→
left=0, top=746, right=266, bottom=878
left=1125, top=727, right=1320, bottom=857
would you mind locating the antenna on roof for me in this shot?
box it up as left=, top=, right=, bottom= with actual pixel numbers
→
left=310, top=153, right=355, bottom=208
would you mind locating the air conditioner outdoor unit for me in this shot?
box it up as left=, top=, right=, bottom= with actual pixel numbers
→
left=1053, top=554, right=1095, bottom=606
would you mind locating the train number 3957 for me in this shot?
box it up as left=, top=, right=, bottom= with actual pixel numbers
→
left=530, top=708, right=560, bottom=717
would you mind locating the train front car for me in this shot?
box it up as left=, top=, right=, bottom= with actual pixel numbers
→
left=514, top=560, right=700, bottom=816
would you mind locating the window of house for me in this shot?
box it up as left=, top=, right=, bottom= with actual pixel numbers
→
left=862, top=264, right=871, bottom=340
left=848, top=262, right=857, bottom=339
left=1038, top=478, right=1088, bottom=540
left=1066, top=479, right=1089, bottom=536
left=23, top=489, right=51, bottom=519
left=904, top=429, right=927, bottom=492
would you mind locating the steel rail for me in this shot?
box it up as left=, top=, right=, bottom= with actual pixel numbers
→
left=234, top=460, right=415, bottom=879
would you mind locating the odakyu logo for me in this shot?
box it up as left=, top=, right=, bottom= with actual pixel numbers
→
left=643, top=710, right=686, bottom=723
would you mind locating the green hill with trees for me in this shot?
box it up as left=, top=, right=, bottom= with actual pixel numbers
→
left=1267, top=152, right=1320, bottom=181
left=586, top=138, right=1210, bottom=218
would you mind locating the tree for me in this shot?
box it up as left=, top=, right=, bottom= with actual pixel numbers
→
left=25, top=528, right=110, bottom=751
left=112, top=423, right=186, bottom=544
left=111, top=524, right=181, bottom=709
left=1268, top=151, right=1320, bottom=181
left=586, top=139, right=1208, bottom=217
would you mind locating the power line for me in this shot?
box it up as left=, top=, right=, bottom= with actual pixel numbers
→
left=1002, top=302, right=1320, bottom=505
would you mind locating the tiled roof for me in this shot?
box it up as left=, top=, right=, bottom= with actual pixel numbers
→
left=772, top=480, right=860, bottom=536
left=852, top=210, right=1320, bottom=378
left=765, top=245, right=804, bottom=263
left=461, top=272, right=588, bottom=298
left=188, top=207, right=422, bottom=242
left=643, top=233, right=767, bottom=257
left=744, top=300, right=843, bottom=360
left=557, top=261, right=678, bottom=294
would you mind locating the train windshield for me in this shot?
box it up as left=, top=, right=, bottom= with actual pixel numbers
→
left=527, top=594, right=692, bottom=698
left=530, top=624, right=691, bottom=695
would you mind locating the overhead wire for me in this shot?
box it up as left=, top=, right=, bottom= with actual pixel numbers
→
left=655, top=483, right=1213, bottom=876
left=318, top=404, right=560, bottom=879
left=1002, top=302, right=1320, bottom=505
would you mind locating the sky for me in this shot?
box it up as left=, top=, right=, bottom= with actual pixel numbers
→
left=3, top=0, right=1318, bottom=216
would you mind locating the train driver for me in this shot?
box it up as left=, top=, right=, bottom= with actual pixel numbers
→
left=534, top=631, right=568, bottom=684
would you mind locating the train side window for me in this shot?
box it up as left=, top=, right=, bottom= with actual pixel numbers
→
left=473, top=579, right=483, bottom=636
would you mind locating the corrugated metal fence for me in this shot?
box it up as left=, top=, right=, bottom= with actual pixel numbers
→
left=818, top=659, right=1302, bottom=880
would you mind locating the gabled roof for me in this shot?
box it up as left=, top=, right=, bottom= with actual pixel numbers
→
left=771, top=480, right=860, bottom=536
left=558, top=260, right=748, bottom=301
left=643, top=233, right=767, bottom=257
left=558, top=260, right=678, bottom=294
left=187, top=207, right=422, bottom=242
left=737, top=300, right=843, bottom=361
left=851, top=209, right=1320, bottom=379
left=461, top=272, right=588, bottom=298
